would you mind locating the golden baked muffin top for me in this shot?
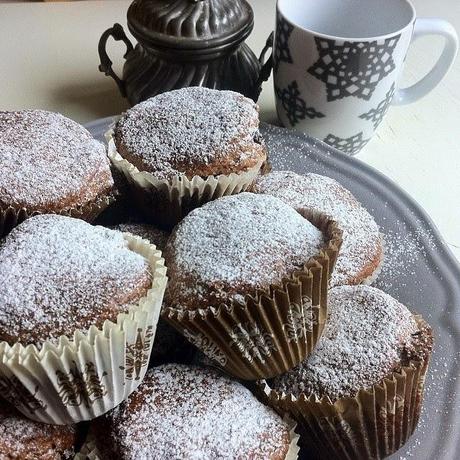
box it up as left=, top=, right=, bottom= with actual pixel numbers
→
left=0, top=214, right=152, bottom=346
left=271, top=285, right=433, bottom=401
left=252, top=170, right=383, bottom=287
left=0, top=401, right=77, bottom=460
left=0, top=110, right=113, bottom=213
left=114, top=87, right=266, bottom=180
left=165, top=192, right=325, bottom=310
left=94, top=364, right=292, bottom=459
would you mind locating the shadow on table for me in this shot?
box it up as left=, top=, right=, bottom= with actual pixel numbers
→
left=259, top=107, right=281, bottom=126
left=50, top=79, right=129, bottom=121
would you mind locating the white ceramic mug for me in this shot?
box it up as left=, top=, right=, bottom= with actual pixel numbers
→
left=273, top=0, right=458, bottom=154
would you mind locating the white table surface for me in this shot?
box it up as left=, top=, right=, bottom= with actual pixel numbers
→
left=0, top=0, right=459, bottom=261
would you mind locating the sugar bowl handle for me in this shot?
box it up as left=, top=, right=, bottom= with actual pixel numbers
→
left=255, top=32, right=274, bottom=99
left=98, top=23, right=134, bottom=97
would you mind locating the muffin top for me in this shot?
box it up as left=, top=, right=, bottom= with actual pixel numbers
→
left=165, top=192, right=324, bottom=310
left=95, top=364, right=292, bottom=459
left=111, top=223, right=169, bottom=252
left=0, top=110, right=113, bottom=212
left=271, top=285, right=432, bottom=401
left=252, top=171, right=383, bottom=287
left=0, top=401, right=76, bottom=460
left=113, top=87, right=266, bottom=180
left=0, top=214, right=152, bottom=346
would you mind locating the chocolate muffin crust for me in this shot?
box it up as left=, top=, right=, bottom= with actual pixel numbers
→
left=271, top=285, right=433, bottom=401
left=0, top=110, right=114, bottom=213
left=94, top=364, right=292, bottom=459
left=252, top=171, right=383, bottom=287
left=114, top=87, right=267, bottom=180
left=0, top=215, right=152, bottom=346
left=165, top=192, right=324, bottom=310
left=0, top=401, right=76, bottom=460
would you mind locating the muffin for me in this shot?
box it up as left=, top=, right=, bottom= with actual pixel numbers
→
left=163, top=192, right=342, bottom=379
left=0, top=110, right=115, bottom=236
left=252, top=171, right=383, bottom=286
left=0, top=214, right=167, bottom=424
left=92, top=364, right=298, bottom=459
left=92, top=166, right=132, bottom=226
left=110, top=222, right=169, bottom=251
left=261, top=285, right=433, bottom=460
left=109, top=223, right=194, bottom=366
left=0, top=215, right=152, bottom=345
left=108, top=87, right=267, bottom=228
left=0, top=400, right=77, bottom=459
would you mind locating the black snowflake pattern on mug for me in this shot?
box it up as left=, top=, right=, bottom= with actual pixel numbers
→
left=324, top=132, right=370, bottom=155
left=274, top=14, right=294, bottom=73
left=359, top=82, right=396, bottom=129
left=276, top=81, right=325, bottom=126
left=308, top=35, right=400, bottom=101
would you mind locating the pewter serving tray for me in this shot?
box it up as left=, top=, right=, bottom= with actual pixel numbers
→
left=87, top=118, right=460, bottom=460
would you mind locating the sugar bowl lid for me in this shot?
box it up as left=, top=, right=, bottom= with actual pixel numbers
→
left=127, top=0, right=254, bottom=50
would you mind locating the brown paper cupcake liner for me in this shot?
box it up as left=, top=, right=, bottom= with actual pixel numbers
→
left=257, top=317, right=432, bottom=460
left=163, top=213, right=342, bottom=380
left=0, top=234, right=167, bottom=425
left=106, top=129, right=265, bottom=229
left=0, top=191, right=116, bottom=238
left=76, top=415, right=300, bottom=460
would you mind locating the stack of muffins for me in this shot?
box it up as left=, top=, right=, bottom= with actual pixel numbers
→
left=0, top=88, right=432, bottom=460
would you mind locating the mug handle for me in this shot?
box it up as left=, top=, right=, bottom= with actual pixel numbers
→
left=254, top=32, right=275, bottom=101
left=394, top=18, right=458, bottom=105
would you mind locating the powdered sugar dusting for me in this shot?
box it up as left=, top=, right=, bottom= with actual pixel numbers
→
left=165, top=192, right=324, bottom=309
left=375, top=225, right=437, bottom=294
left=115, top=87, right=262, bottom=179
left=0, top=402, right=76, bottom=459
left=271, top=285, right=419, bottom=400
left=0, top=110, right=113, bottom=211
left=0, top=214, right=151, bottom=345
left=252, top=171, right=382, bottom=286
left=98, top=364, right=291, bottom=459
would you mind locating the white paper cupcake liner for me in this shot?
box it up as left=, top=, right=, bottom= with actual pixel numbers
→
left=74, top=438, right=98, bottom=460
left=286, top=417, right=301, bottom=460
left=0, top=234, right=167, bottom=425
left=106, top=129, right=264, bottom=228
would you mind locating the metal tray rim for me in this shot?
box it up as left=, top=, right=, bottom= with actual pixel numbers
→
left=86, top=117, right=460, bottom=459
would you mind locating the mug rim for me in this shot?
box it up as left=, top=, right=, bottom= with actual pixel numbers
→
left=276, top=0, right=416, bottom=41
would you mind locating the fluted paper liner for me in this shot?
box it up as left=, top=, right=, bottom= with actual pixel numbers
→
left=0, top=192, right=116, bottom=238
left=0, top=234, right=167, bottom=425
left=74, top=437, right=98, bottom=460
left=258, top=316, right=432, bottom=460
left=286, top=419, right=302, bottom=460
left=163, top=213, right=342, bottom=380
left=76, top=415, right=300, bottom=459
left=106, top=129, right=265, bottom=229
